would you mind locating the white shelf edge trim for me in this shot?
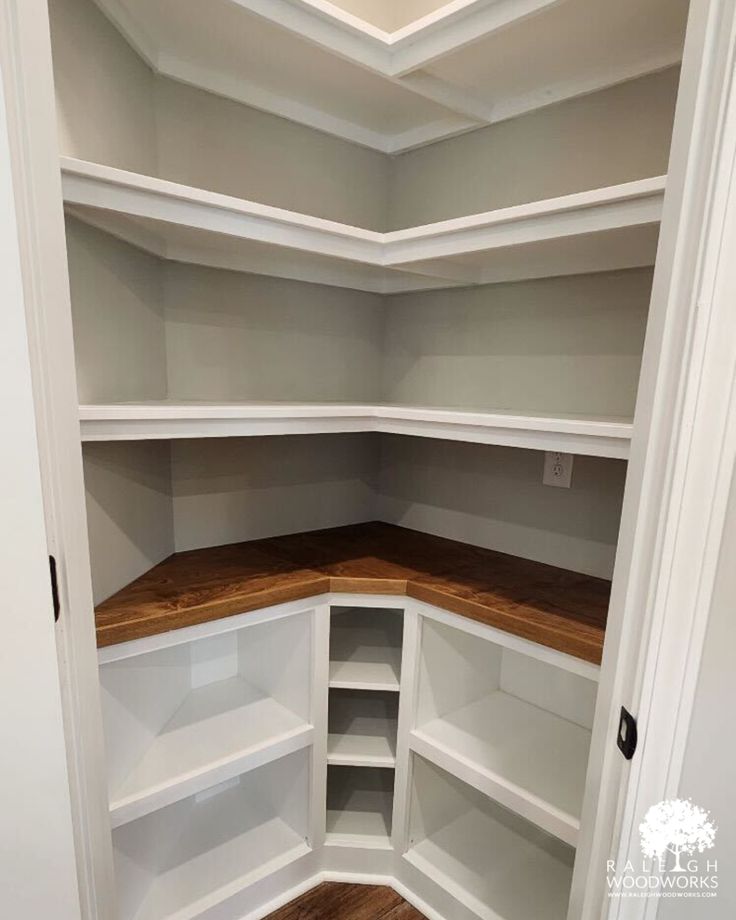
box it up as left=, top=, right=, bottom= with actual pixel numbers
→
left=78, top=403, right=632, bottom=458
left=60, top=158, right=665, bottom=294
left=409, top=729, right=579, bottom=847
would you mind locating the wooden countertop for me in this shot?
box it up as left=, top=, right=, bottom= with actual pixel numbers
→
left=95, top=522, right=609, bottom=663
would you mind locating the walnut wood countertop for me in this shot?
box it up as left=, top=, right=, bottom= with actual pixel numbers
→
left=95, top=522, right=609, bottom=662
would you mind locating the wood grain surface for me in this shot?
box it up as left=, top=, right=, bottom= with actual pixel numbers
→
left=263, top=883, right=427, bottom=920
left=95, top=522, right=609, bottom=661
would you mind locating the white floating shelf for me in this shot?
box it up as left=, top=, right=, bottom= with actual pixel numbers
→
left=78, top=402, right=633, bottom=458
left=411, top=690, right=592, bottom=847
left=91, top=0, right=687, bottom=151
left=109, top=676, right=314, bottom=828
left=62, top=158, right=666, bottom=293
left=327, top=728, right=397, bottom=768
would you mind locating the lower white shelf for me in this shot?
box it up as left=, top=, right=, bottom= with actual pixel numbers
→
left=326, top=765, right=394, bottom=850
left=411, top=690, right=591, bottom=846
left=405, top=756, right=574, bottom=920
left=78, top=402, right=632, bottom=459
left=114, top=750, right=310, bottom=920
left=110, top=676, right=313, bottom=827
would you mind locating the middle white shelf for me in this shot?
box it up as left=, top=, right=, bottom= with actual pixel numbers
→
left=61, top=157, right=665, bottom=294
left=78, top=402, right=632, bottom=458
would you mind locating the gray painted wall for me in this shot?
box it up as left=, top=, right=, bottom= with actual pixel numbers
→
left=389, top=69, right=680, bottom=229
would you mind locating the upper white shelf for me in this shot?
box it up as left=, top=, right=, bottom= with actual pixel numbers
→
left=78, top=403, right=632, bottom=458
left=92, top=0, right=688, bottom=152
left=62, top=157, right=666, bottom=293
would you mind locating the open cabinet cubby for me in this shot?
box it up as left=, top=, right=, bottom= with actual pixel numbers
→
left=326, top=765, right=395, bottom=849
left=412, top=617, right=597, bottom=846
left=328, top=689, right=399, bottom=767
left=329, top=607, right=404, bottom=691
left=113, top=749, right=311, bottom=920
left=405, top=755, right=575, bottom=920
left=99, top=611, right=313, bottom=826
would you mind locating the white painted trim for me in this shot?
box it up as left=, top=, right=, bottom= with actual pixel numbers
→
left=0, top=3, right=116, bottom=917
left=567, top=1, right=736, bottom=917
left=609, top=3, right=736, bottom=917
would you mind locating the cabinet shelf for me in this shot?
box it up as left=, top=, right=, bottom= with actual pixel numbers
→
left=413, top=616, right=597, bottom=846
left=78, top=402, right=632, bottom=458
left=405, top=756, right=574, bottom=920
left=62, top=157, right=665, bottom=293
left=109, top=676, right=313, bottom=828
left=89, top=0, right=686, bottom=152
left=113, top=751, right=310, bottom=920
left=411, top=691, right=591, bottom=846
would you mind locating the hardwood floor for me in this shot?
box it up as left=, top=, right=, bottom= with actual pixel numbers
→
left=264, top=883, right=427, bottom=920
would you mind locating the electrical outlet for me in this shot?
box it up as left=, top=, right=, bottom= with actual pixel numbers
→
left=543, top=451, right=573, bottom=488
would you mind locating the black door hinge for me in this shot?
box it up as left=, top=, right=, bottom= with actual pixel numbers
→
left=49, top=555, right=61, bottom=623
left=617, top=706, right=638, bottom=760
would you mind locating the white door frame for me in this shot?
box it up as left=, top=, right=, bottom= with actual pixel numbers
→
left=0, top=1, right=116, bottom=917
left=0, top=20, right=83, bottom=920
left=4, top=1, right=736, bottom=919
left=570, top=0, right=736, bottom=916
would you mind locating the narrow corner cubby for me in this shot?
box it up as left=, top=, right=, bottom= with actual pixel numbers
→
left=99, top=611, right=313, bottom=826
left=326, top=765, right=395, bottom=849
left=329, top=606, right=404, bottom=691
left=328, top=689, right=399, bottom=767
left=405, top=755, right=575, bottom=920
left=411, top=617, right=598, bottom=846
left=113, top=749, right=311, bottom=920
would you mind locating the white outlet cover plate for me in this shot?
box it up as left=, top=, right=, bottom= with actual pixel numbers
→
left=543, top=451, right=574, bottom=488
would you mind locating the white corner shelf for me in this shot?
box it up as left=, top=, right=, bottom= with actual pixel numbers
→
left=326, top=765, right=394, bottom=850
left=90, top=0, right=686, bottom=152
left=78, top=402, right=633, bottom=458
left=328, top=689, right=399, bottom=767
left=61, top=157, right=665, bottom=293
left=109, top=676, right=314, bottom=828
left=113, top=751, right=311, bottom=920
left=405, top=755, right=574, bottom=920
left=410, top=691, right=591, bottom=847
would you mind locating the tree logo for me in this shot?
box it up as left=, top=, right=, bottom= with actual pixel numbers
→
left=639, top=799, right=717, bottom=872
